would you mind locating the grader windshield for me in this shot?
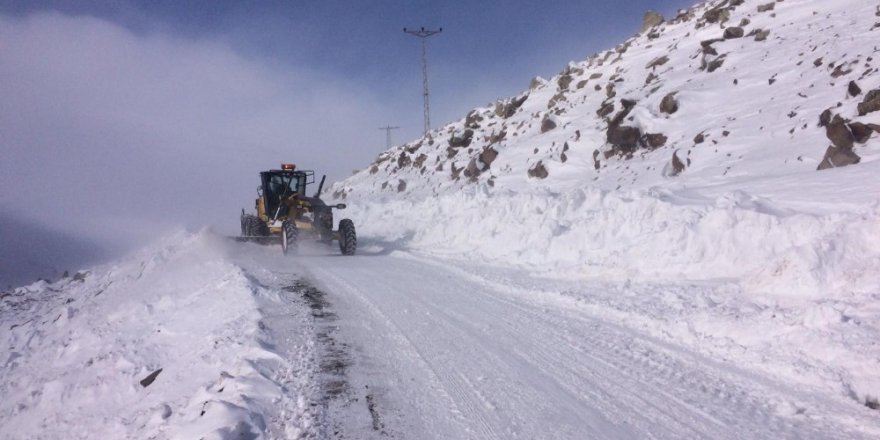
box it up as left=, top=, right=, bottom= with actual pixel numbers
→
left=260, top=169, right=314, bottom=218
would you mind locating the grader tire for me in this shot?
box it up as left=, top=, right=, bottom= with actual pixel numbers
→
left=338, top=219, right=356, bottom=256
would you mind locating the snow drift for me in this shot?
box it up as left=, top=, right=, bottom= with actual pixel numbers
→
left=0, top=231, right=319, bottom=439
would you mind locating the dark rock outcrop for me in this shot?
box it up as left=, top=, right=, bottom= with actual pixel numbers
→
left=495, top=94, right=529, bottom=118
left=826, top=115, right=854, bottom=150
left=848, top=122, right=874, bottom=143
left=465, top=111, right=484, bottom=129
left=479, top=147, right=498, bottom=170
left=723, top=27, right=745, bottom=39
left=397, top=153, right=412, bottom=168
left=818, top=114, right=861, bottom=170
left=397, top=180, right=407, bottom=192
left=541, top=117, right=557, bottom=133
left=670, top=151, right=686, bottom=176
left=757, top=3, right=775, bottom=13
left=645, top=133, right=668, bottom=149
left=703, top=7, right=731, bottom=24
left=597, top=101, right=615, bottom=118
left=857, top=89, right=880, bottom=116
left=463, top=159, right=481, bottom=182
left=817, top=146, right=860, bottom=170
left=608, top=126, right=642, bottom=153
left=640, top=11, right=665, bottom=33
left=646, top=55, right=670, bottom=70
left=848, top=81, right=862, bottom=97
left=140, top=368, right=163, bottom=388
left=818, top=109, right=832, bottom=127
left=660, top=92, right=679, bottom=114
left=753, top=29, right=770, bottom=41
left=528, top=161, right=549, bottom=179
left=449, top=129, right=474, bottom=148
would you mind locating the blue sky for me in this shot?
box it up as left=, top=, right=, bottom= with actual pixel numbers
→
left=2, top=0, right=696, bottom=142
left=0, top=0, right=696, bottom=285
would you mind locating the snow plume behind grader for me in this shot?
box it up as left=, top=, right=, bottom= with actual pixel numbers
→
left=240, top=163, right=356, bottom=255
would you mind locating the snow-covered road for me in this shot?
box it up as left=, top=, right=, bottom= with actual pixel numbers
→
left=236, top=241, right=877, bottom=440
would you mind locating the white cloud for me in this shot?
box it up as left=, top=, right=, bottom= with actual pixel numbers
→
left=0, top=12, right=393, bottom=250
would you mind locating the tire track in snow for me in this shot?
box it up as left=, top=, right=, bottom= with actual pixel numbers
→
left=296, top=253, right=875, bottom=439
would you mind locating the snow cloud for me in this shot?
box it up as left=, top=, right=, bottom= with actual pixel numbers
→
left=0, top=12, right=392, bottom=271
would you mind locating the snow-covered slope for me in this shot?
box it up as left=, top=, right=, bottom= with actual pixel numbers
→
left=338, top=0, right=880, bottom=196
left=321, top=0, right=880, bottom=414
left=331, top=0, right=880, bottom=293
left=0, top=231, right=322, bottom=439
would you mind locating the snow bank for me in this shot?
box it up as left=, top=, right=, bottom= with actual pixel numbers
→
left=347, top=187, right=880, bottom=297
left=0, top=230, right=317, bottom=439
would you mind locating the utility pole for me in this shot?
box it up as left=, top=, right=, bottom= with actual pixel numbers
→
left=403, top=27, right=442, bottom=136
left=378, top=125, right=400, bottom=148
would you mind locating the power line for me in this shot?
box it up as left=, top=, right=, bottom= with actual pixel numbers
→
left=378, top=125, right=400, bottom=148
left=403, top=27, right=442, bottom=136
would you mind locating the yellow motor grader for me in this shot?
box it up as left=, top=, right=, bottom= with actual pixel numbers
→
left=240, top=163, right=356, bottom=255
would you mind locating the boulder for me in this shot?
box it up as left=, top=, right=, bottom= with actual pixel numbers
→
left=671, top=151, right=686, bottom=176
left=448, top=129, right=474, bottom=148
left=723, top=27, right=745, bottom=39
left=817, top=146, right=860, bottom=170
left=848, top=81, right=862, bottom=97
left=465, top=111, right=483, bottom=129
left=140, top=369, right=163, bottom=388
left=694, top=132, right=706, bottom=144
left=753, top=29, right=770, bottom=41
left=479, top=147, right=498, bottom=170
left=488, top=130, right=507, bottom=144
left=597, top=101, right=615, bottom=118
left=857, top=89, right=880, bottom=116
left=607, top=125, right=642, bottom=153
left=528, top=161, right=549, bottom=179
left=541, top=117, right=557, bottom=133
left=848, top=122, right=874, bottom=143
left=450, top=163, right=462, bottom=180
left=397, top=180, right=407, bottom=192
left=757, top=3, right=775, bottom=13
left=640, top=11, right=665, bottom=33
left=826, top=115, right=854, bottom=150
left=646, top=55, right=670, bottom=70
left=660, top=92, right=679, bottom=114
left=610, top=100, right=637, bottom=127
left=397, top=152, right=412, bottom=168
left=818, top=109, right=832, bottom=127
left=703, top=8, right=730, bottom=24
left=413, top=154, right=428, bottom=168
left=495, top=94, right=529, bottom=118
left=463, top=159, right=481, bottom=182
left=557, top=74, right=573, bottom=91
left=707, top=58, right=725, bottom=73
left=645, top=133, right=668, bottom=149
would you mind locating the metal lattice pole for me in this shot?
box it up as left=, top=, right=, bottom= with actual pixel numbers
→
left=379, top=125, right=400, bottom=148
left=404, top=27, right=442, bottom=136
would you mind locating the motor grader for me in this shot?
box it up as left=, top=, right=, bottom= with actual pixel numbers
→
left=240, top=163, right=356, bottom=255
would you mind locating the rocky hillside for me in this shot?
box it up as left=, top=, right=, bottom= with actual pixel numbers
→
left=332, top=0, right=880, bottom=201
